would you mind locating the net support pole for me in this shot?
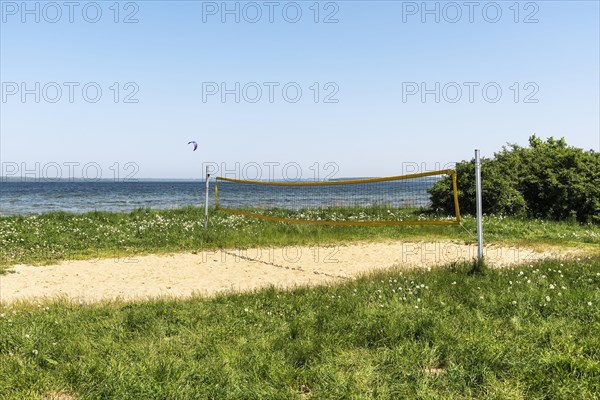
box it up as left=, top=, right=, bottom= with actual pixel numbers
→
left=475, top=149, right=484, bottom=260
left=204, top=166, right=210, bottom=232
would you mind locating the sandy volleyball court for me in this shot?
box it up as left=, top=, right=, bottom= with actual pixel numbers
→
left=0, top=241, right=570, bottom=304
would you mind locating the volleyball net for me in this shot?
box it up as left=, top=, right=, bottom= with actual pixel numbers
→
left=214, top=169, right=460, bottom=226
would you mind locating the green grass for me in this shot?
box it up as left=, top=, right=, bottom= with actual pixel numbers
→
left=1, top=206, right=598, bottom=267
left=1, top=256, right=598, bottom=399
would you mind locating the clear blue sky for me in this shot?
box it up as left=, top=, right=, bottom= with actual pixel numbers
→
left=1, top=0, right=598, bottom=179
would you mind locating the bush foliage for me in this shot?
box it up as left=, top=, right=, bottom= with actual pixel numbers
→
left=429, top=135, right=600, bottom=223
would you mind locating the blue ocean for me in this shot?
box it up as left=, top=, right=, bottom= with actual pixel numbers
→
left=0, top=179, right=438, bottom=216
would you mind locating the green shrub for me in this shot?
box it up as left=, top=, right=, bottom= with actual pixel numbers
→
left=429, top=135, right=600, bottom=223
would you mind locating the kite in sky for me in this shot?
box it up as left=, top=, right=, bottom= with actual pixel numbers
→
left=188, top=141, right=198, bottom=151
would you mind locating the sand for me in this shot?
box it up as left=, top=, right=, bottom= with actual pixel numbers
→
left=0, top=241, right=571, bottom=304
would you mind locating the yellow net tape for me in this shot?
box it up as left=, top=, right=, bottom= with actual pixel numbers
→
left=215, top=169, right=460, bottom=226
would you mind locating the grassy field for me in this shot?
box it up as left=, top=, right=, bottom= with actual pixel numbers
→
left=1, top=208, right=598, bottom=398
left=1, top=206, right=598, bottom=267
left=1, top=256, right=598, bottom=399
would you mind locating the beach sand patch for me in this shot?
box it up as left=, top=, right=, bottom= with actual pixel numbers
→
left=0, top=241, right=573, bottom=304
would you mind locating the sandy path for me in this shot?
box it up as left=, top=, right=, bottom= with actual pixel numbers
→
left=0, top=241, right=564, bottom=304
